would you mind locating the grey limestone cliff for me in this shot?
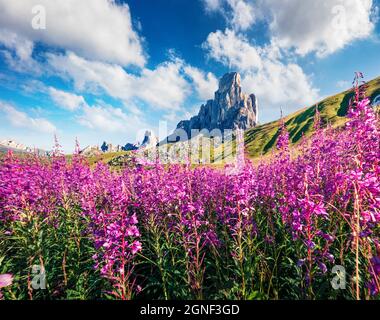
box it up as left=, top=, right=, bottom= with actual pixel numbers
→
left=173, top=72, right=258, bottom=140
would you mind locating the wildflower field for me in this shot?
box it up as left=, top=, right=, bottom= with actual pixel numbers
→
left=0, top=80, right=379, bottom=300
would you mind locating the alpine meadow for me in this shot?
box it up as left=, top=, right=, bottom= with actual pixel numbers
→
left=0, top=0, right=379, bottom=304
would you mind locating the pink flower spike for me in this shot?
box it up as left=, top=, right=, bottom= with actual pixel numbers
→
left=0, top=274, right=13, bottom=288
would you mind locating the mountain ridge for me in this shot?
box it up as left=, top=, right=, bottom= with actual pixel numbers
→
left=0, top=139, right=46, bottom=155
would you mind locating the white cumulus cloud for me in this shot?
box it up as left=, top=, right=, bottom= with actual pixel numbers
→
left=203, top=29, right=262, bottom=70
left=77, top=103, right=148, bottom=133
left=136, top=60, right=191, bottom=111
left=0, top=29, right=33, bottom=61
left=47, top=51, right=191, bottom=111
left=49, top=87, right=87, bottom=111
left=0, top=29, right=40, bottom=73
left=0, top=101, right=56, bottom=133
left=261, top=0, right=376, bottom=57
left=203, top=0, right=376, bottom=56
left=228, top=0, right=256, bottom=31
left=0, top=0, right=145, bottom=66
left=203, top=0, right=256, bottom=31
left=204, top=0, right=222, bottom=11
left=184, top=66, right=218, bottom=100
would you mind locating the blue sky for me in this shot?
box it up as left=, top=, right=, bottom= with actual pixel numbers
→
left=0, top=0, right=379, bottom=152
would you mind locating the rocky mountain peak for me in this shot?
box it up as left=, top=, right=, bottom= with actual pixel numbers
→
left=140, top=130, right=158, bottom=149
left=218, top=72, right=241, bottom=93
left=169, top=72, right=258, bottom=141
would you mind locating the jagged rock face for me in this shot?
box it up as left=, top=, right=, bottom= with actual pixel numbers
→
left=123, top=143, right=138, bottom=151
left=140, top=130, right=158, bottom=149
left=100, top=142, right=124, bottom=153
left=175, top=72, right=258, bottom=139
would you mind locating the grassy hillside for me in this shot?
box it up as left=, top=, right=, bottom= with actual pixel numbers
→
left=79, top=151, right=128, bottom=167
left=244, top=76, right=380, bottom=158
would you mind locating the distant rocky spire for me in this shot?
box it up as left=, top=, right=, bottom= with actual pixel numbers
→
left=140, top=130, right=158, bottom=149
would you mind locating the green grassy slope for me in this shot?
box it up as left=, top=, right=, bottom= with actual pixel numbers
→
left=244, top=76, right=380, bottom=158
left=84, top=151, right=128, bottom=167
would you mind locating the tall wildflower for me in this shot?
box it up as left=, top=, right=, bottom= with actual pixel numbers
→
left=81, top=166, right=142, bottom=300
left=277, top=115, right=290, bottom=155
left=339, top=72, right=380, bottom=299
left=0, top=274, right=13, bottom=299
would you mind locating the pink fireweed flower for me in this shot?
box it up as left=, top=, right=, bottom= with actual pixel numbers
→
left=130, top=241, right=142, bottom=255
left=126, top=226, right=140, bottom=237
left=0, top=274, right=13, bottom=288
left=0, top=273, right=13, bottom=299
